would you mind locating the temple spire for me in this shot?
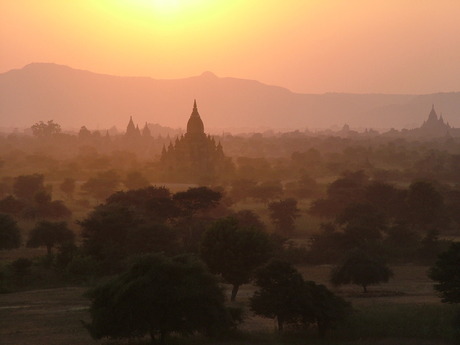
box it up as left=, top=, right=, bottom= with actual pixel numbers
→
left=187, top=99, right=204, bottom=135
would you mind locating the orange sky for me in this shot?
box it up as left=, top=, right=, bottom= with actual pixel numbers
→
left=1, top=0, right=460, bottom=94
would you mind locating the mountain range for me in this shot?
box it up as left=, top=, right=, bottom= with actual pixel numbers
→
left=1, top=63, right=459, bottom=132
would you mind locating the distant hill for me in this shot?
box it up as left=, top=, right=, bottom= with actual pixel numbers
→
left=1, top=63, right=459, bottom=132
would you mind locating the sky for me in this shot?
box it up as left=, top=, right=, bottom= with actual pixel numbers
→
left=1, top=0, right=460, bottom=94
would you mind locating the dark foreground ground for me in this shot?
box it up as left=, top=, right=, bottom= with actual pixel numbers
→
left=0, top=266, right=455, bottom=345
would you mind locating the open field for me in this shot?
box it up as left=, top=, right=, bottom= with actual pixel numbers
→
left=0, top=264, right=455, bottom=345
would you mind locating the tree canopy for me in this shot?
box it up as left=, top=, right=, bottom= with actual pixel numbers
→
left=268, top=198, right=300, bottom=235
left=31, top=120, right=61, bottom=137
left=27, top=221, right=75, bottom=255
left=200, top=217, right=273, bottom=301
left=0, top=213, right=21, bottom=249
left=331, top=251, right=393, bottom=293
left=250, top=260, right=350, bottom=336
left=429, top=242, right=460, bottom=303
left=84, top=254, right=232, bottom=344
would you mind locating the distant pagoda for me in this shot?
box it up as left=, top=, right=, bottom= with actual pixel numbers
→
left=417, top=105, right=451, bottom=137
left=160, top=100, right=232, bottom=183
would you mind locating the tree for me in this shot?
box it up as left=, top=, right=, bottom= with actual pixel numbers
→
left=27, top=221, right=75, bottom=255
left=124, top=171, right=150, bottom=190
left=106, top=186, right=177, bottom=223
left=84, top=254, right=232, bottom=344
left=31, top=120, right=61, bottom=137
left=201, top=217, right=273, bottom=301
left=59, top=178, right=76, bottom=199
left=81, top=170, right=121, bottom=201
left=0, top=213, right=21, bottom=249
left=80, top=202, right=178, bottom=272
left=331, top=251, right=393, bottom=293
left=268, top=198, right=300, bottom=235
left=336, top=203, right=387, bottom=245
left=250, top=260, right=306, bottom=332
left=406, top=181, right=445, bottom=232
left=13, top=174, right=45, bottom=200
left=232, top=209, right=266, bottom=231
left=429, top=242, right=460, bottom=303
left=250, top=260, right=350, bottom=335
left=173, top=187, right=222, bottom=218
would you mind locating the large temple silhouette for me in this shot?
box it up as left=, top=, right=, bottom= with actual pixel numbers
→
left=159, top=100, right=232, bottom=183
left=417, top=105, right=451, bottom=137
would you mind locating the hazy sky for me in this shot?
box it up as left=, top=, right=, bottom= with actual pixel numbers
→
left=1, top=0, right=460, bottom=94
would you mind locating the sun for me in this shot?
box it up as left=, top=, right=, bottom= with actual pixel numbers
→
left=127, top=0, right=204, bottom=16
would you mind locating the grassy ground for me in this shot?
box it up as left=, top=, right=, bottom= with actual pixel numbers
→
left=0, top=264, right=454, bottom=345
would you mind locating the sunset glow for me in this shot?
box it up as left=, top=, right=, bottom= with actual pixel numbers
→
left=1, top=1, right=460, bottom=93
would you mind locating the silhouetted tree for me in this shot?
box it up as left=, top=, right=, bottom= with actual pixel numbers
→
left=81, top=170, right=121, bottom=201
left=250, top=260, right=350, bottom=335
left=27, top=221, right=75, bottom=255
left=10, top=258, right=32, bottom=284
left=21, top=191, right=71, bottom=220
left=173, top=187, right=222, bottom=218
left=406, top=181, right=445, bottom=232
left=0, top=213, right=21, bottom=249
left=331, top=251, right=393, bottom=293
left=0, top=196, right=25, bottom=216
left=106, top=186, right=177, bottom=223
left=337, top=203, right=387, bottom=245
left=31, top=120, right=61, bottom=137
left=80, top=201, right=178, bottom=272
left=124, top=171, right=150, bottom=190
left=84, top=254, right=232, bottom=344
left=429, top=242, right=460, bottom=303
left=250, top=260, right=306, bottom=332
left=13, top=174, right=45, bottom=200
left=309, top=171, right=369, bottom=218
left=268, top=198, right=300, bottom=235
left=78, top=126, right=92, bottom=140
left=232, top=209, right=266, bottom=231
left=201, top=217, right=273, bottom=301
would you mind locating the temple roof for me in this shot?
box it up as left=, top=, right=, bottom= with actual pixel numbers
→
left=186, top=100, right=205, bottom=136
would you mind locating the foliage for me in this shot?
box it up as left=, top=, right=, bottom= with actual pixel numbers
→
left=0, top=213, right=21, bottom=249
left=31, top=120, right=61, bottom=137
left=232, top=209, right=266, bottom=231
left=430, top=242, right=460, bottom=303
left=173, top=186, right=222, bottom=217
left=250, top=260, right=350, bottom=335
left=10, top=258, right=33, bottom=284
left=27, top=221, right=75, bottom=255
left=80, top=202, right=177, bottom=272
left=84, top=254, right=232, bottom=344
left=406, top=180, right=445, bottom=231
left=331, top=251, right=393, bottom=292
left=124, top=171, right=150, bottom=190
left=200, top=217, right=273, bottom=301
left=250, top=260, right=307, bottom=331
left=268, top=198, right=300, bottom=235
left=13, top=174, right=45, bottom=200
left=0, top=195, right=25, bottom=215
left=21, top=192, right=72, bottom=220
left=337, top=203, right=387, bottom=245
left=81, top=169, right=121, bottom=201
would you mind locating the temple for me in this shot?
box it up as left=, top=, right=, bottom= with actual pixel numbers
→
left=418, top=105, right=451, bottom=137
left=160, top=100, right=232, bottom=183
